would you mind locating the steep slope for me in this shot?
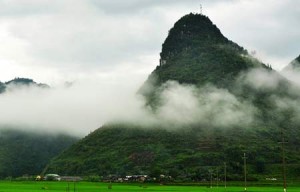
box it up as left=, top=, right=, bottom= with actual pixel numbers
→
left=45, top=14, right=300, bottom=181
left=283, top=55, right=300, bottom=71
left=0, top=129, right=78, bottom=178
left=143, top=15, right=267, bottom=85
left=280, top=55, right=300, bottom=85
left=139, top=14, right=273, bottom=108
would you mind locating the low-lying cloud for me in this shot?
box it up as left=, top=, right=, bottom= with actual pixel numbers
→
left=0, top=77, right=147, bottom=136
left=0, top=78, right=256, bottom=135
left=153, top=81, right=255, bottom=128
left=1, top=66, right=300, bottom=137
left=281, top=60, right=300, bottom=87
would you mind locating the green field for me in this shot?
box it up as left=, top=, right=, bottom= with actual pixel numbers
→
left=0, top=181, right=299, bottom=192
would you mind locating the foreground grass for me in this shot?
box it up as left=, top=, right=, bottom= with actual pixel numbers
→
left=0, top=181, right=299, bottom=192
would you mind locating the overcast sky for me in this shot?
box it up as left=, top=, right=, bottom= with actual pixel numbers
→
left=0, top=0, right=299, bottom=85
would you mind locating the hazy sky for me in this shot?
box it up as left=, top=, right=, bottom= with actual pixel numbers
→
left=0, top=0, right=299, bottom=85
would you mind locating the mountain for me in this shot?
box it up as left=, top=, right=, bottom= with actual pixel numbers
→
left=139, top=13, right=272, bottom=108
left=45, top=14, right=300, bottom=181
left=149, top=14, right=264, bottom=86
left=0, top=129, right=78, bottom=179
left=0, top=77, right=49, bottom=93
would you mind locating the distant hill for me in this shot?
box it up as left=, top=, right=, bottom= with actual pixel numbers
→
left=282, top=55, right=300, bottom=71
left=0, top=78, right=77, bottom=179
left=0, top=129, right=78, bottom=179
left=45, top=14, right=300, bottom=181
left=281, top=55, right=300, bottom=85
left=0, top=77, right=49, bottom=93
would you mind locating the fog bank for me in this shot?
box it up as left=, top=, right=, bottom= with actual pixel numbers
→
left=1, top=67, right=300, bottom=136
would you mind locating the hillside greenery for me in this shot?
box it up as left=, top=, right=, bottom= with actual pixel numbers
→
left=47, top=122, right=300, bottom=181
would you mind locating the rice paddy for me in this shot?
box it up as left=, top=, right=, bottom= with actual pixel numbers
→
left=0, top=181, right=299, bottom=192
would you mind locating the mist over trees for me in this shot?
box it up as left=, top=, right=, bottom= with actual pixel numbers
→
left=44, top=14, right=300, bottom=181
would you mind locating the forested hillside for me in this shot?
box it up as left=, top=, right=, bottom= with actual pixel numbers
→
left=0, top=129, right=78, bottom=178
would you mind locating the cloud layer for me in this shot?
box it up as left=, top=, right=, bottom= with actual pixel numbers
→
left=2, top=67, right=299, bottom=137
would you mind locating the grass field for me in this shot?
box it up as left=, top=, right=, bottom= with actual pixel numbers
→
left=0, top=181, right=299, bottom=192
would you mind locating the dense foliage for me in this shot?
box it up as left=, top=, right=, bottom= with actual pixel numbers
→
left=0, top=129, right=78, bottom=178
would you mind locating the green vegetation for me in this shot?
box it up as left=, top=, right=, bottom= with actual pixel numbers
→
left=0, top=181, right=300, bottom=192
left=0, top=129, right=78, bottom=179
left=46, top=123, right=300, bottom=181
left=2, top=13, right=299, bottom=185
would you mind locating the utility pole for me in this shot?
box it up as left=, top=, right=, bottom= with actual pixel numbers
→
left=200, top=4, right=203, bottom=15
left=210, top=170, right=213, bottom=188
left=224, top=162, right=227, bottom=190
left=279, top=130, right=288, bottom=192
left=242, top=153, right=247, bottom=191
left=217, top=168, right=219, bottom=188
